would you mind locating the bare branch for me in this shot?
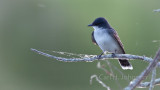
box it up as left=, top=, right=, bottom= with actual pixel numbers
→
left=90, top=75, right=111, bottom=90
left=31, top=48, right=160, bottom=67
left=31, top=48, right=160, bottom=89
left=124, top=48, right=160, bottom=90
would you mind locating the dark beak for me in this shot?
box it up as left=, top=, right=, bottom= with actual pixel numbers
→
left=88, top=24, right=93, bottom=26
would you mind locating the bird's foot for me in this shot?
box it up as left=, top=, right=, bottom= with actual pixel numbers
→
left=97, top=55, right=102, bottom=60
left=112, top=53, right=116, bottom=57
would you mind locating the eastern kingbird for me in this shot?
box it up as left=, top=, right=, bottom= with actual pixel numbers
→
left=88, top=17, right=133, bottom=70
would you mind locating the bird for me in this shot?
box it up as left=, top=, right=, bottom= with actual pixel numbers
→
left=88, top=17, right=133, bottom=70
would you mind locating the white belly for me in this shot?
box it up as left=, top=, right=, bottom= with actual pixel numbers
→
left=93, top=27, right=119, bottom=53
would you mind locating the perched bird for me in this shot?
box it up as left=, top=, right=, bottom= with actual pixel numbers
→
left=88, top=17, right=133, bottom=70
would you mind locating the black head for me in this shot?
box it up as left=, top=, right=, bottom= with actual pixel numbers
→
left=88, top=17, right=111, bottom=28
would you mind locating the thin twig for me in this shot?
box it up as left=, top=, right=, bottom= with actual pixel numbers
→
left=109, top=62, right=127, bottom=79
left=106, top=61, right=123, bottom=90
left=149, top=67, right=157, bottom=90
left=90, top=75, right=111, bottom=90
left=137, top=78, right=160, bottom=88
left=153, top=9, right=160, bottom=12
left=97, top=62, right=114, bottom=77
left=124, top=48, right=160, bottom=90
left=31, top=48, right=160, bottom=67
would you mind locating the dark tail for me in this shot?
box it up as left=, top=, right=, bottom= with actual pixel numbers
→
left=118, top=59, right=133, bottom=70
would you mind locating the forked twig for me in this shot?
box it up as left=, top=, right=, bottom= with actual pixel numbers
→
left=90, top=75, right=111, bottom=90
left=31, top=48, right=160, bottom=90
left=125, top=48, right=160, bottom=90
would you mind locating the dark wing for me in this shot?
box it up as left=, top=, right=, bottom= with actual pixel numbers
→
left=108, top=29, right=132, bottom=69
left=91, top=31, right=97, bottom=45
left=109, top=29, right=125, bottom=53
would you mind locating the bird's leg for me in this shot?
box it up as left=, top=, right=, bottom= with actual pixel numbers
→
left=97, top=52, right=104, bottom=59
left=112, top=50, right=117, bottom=57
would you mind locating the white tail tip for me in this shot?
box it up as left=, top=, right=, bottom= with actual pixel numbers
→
left=121, top=66, right=133, bottom=70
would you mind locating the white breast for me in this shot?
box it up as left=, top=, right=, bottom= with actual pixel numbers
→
left=93, top=26, right=118, bottom=53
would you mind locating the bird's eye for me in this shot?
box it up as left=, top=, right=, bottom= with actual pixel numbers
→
left=95, top=22, right=101, bottom=25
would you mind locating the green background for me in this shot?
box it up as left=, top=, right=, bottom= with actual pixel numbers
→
left=0, top=0, right=160, bottom=90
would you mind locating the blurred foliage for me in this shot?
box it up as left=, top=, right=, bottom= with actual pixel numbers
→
left=0, top=0, right=160, bottom=90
